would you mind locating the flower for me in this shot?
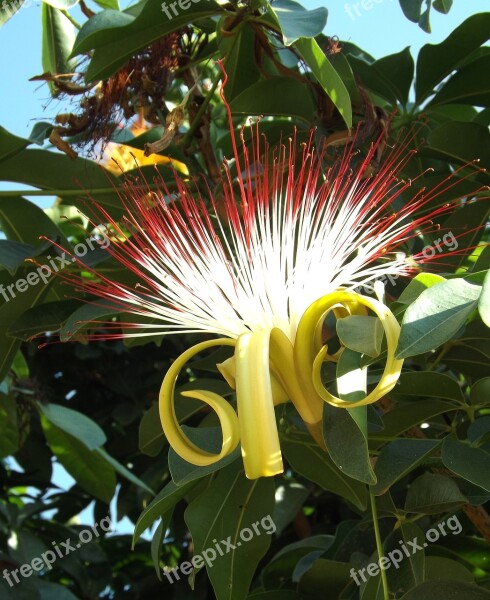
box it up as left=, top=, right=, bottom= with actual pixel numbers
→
left=58, top=72, right=476, bottom=480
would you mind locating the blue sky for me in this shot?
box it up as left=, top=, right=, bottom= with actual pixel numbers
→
left=1, top=0, right=488, bottom=528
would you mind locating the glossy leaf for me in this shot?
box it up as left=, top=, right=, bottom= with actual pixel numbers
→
left=0, top=269, right=53, bottom=381
left=323, top=404, right=375, bottom=484
left=80, top=2, right=225, bottom=82
left=185, top=461, right=275, bottom=600
left=41, top=416, right=116, bottom=503
left=416, top=13, right=490, bottom=102
left=442, top=437, right=490, bottom=491
left=373, top=439, right=440, bottom=495
left=40, top=402, right=107, bottom=450
left=396, top=279, right=482, bottom=359
left=479, top=270, right=490, bottom=327
left=400, top=580, right=490, bottom=599
left=384, top=522, right=425, bottom=592
left=294, top=37, right=352, bottom=127
left=169, top=425, right=241, bottom=485
left=0, top=395, right=19, bottom=459
left=282, top=437, right=367, bottom=510
left=404, top=472, right=468, bottom=514
left=391, top=372, right=465, bottom=403
left=41, top=4, right=77, bottom=84
left=428, top=55, right=490, bottom=108
left=133, top=479, right=197, bottom=544
left=337, top=315, right=383, bottom=358
left=8, top=300, right=82, bottom=340
left=230, top=77, right=316, bottom=124
left=268, top=0, right=328, bottom=46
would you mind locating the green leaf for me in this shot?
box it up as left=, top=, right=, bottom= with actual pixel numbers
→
left=40, top=402, right=107, bottom=449
left=323, top=404, right=375, bottom=484
left=0, top=395, right=19, bottom=459
left=93, top=0, right=120, bottom=9
left=404, top=472, right=467, bottom=514
left=433, top=0, right=452, bottom=13
left=0, top=269, right=53, bottom=381
left=271, top=481, right=310, bottom=535
left=267, top=0, right=328, bottom=46
left=348, top=47, right=414, bottom=106
left=0, top=196, right=66, bottom=246
left=150, top=516, right=171, bottom=580
left=282, top=436, right=367, bottom=510
left=337, top=315, right=383, bottom=358
left=416, top=13, right=490, bottom=103
left=133, top=479, right=197, bottom=545
left=399, top=0, right=424, bottom=22
left=384, top=522, right=425, bottom=592
left=470, top=377, right=490, bottom=406
left=373, top=439, right=441, bottom=495
left=396, top=279, right=482, bottom=359
left=42, top=4, right=77, bottom=85
left=442, top=437, right=490, bottom=492
left=371, top=400, right=459, bottom=448
left=467, top=417, right=490, bottom=445
left=60, top=301, right=121, bottom=341
left=400, top=580, right=490, bottom=599
left=0, top=240, right=38, bottom=275
left=96, top=447, right=155, bottom=495
left=230, top=77, right=316, bottom=124
left=8, top=300, right=82, bottom=340
left=0, top=0, right=24, bottom=27
left=262, top=536, right=334, bottom=589
left=70, top=9, right=134, bottom=55
left=428, top=55, right=490, bottom=108
left=169, top=426, right=241, bottom=486
left=247, top=593, right=301, bottom=600
left=218, top=26, right=261, bottom=102
left=294, top=37, right=352, bottom=128
left=139, top=402, right=166, bottom=457
left=425, top=557, right=473, bottom=583
left=36, top=580, right=80, bottom=600
left=0, top=127, right=32, bottom=162
left=41, top=416, right=116, bottom=503
left=391, top=372, right=465, bottom=403
left=425, top=122, right=490, bottom=172
left=43, top=0, right=79, bottom=8
left=80, top=2, right=225, bottom=82
left=185, top=462, right=275, bottom=600
left=479, top=270, right=490, bottom=328
left=296, top=559, right=351, bottom=598
left=396, top=273, right=446, bottom=306
left=0, top=151, right=121, bottom=211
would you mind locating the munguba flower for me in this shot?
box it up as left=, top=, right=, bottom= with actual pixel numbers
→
left=60, top=78, right=472, bottom=480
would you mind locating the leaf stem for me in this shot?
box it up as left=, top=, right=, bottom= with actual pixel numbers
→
left=370, top=489, right=390, bottom=600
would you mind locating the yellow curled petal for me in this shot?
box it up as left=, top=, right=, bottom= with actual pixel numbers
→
left=269, top=328, right=325, bottom=448
left=235, top=331, right=284, bottom=479
left=218, top=355, right=289, bottom=406
left=159, top=339, right=239, bottom=466
left=295, top=290, right=404, bottom=409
